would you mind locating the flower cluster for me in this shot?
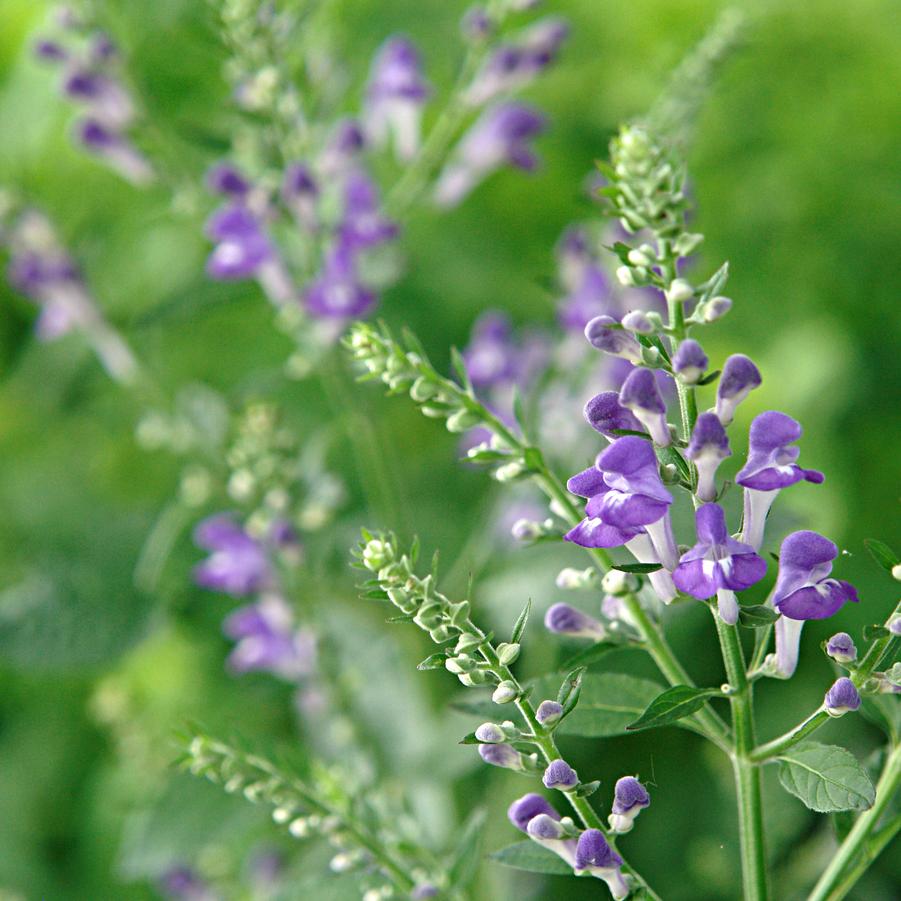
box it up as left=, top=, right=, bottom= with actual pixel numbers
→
left=34, top=9, right=152, bottom=184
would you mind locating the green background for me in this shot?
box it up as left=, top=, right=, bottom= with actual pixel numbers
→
left=0, top=1, right=899, bottom=898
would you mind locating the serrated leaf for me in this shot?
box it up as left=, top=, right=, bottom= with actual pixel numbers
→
left=531, top=673, right=665, bottom=737
left=739, top=605, right=780, bottom=627
left=863, top=538, right=899, bottom=574
left=777, top=742, right=875, bottom=813
left=626, top=685, right=722, bottom=732
left=489, top=841, right=573, bottom=876
left=511, top=598, right=531, bottom=644
left=612, top=562, right=662, bottom=574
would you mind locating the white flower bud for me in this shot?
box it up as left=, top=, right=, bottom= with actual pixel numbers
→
left=891, top=564, right=901, bottom=582
left=703, top=296, right=732, bottom=322
left=602, top=569, right=638, bottom=597
left=492, top=680, right=519, bottom=704
left=665, top=278, right=694, bottom=303
left=616, top=265, right=635, bottom=286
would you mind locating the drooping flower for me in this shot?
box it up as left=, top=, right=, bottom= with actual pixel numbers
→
left=542, top=759, right=579, bottom=791
left=824, top=677, right=861, bottom=717
left=825, top=632, right=857, bottom=664
left=621, top=310, right=653, bottom=334
left=526, top=815, right=578, bottom=868
left=364, top=37, right=429, bottom=160
left=223, top=595, right=315, bottom=681
left=583, top=392, right=644, bottom=441
left=574, top=830, right=628, bottom=899
left=618, top=367, right=670, bottom=446
left=673, top=339, right=708, bottom=384
left=507, top=793, right=560, bottom=832
left=305, top=243, right=376, bottom=321
left=478, top=743, right=524, bottom=770
left=75, top=118, right=154, bottom=185
left=462, top=312, right=519, bottom=388
left=544, top=603, right=608, bottom=640
left=608, top=776, right=650, bottom=834
left=434, top=102, right=545, bottom=207
left=769, top=531, right=859, bottom=678
left=282, top=162, right=319, bottom=229
left=736, top=411, right=824, bottom=550
left=583, top=315, right=643, bottom=364
left=193, top=515, right=272, bottom=596
left=686, top=413, right=731, bottom=502
left=672, top=503, right=767, bottom=624
left=205, top=204, right=273, bottom=280
left=338, top=171, right=399, bottom=251
left=715, top=354, right=761, bottom=425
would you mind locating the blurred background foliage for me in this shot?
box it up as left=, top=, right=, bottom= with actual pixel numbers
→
left=0, top=1, right=899, bottom=899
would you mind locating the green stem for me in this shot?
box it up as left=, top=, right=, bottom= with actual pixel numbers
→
left=749, top=709, right=829, bottom=763
left=807, top=742, right=901, bottom=901
left=716, top=617, right=769, bottom=901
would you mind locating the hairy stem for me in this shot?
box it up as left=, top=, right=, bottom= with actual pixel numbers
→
left=716, top=617, right=769, bottom=901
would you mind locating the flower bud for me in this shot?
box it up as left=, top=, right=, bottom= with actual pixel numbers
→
left=536, top=699, right=563, bottom=726
left=492, top=680, right=519, bottom=704
left=497, top=642, right=521, bottom=665
left=555, top=567, right=596, bottom=590
left=621, top=310, right=654, bottom=334
left=824, top=677, right=861, bottom=717
left=446, top=408, right=482, bottom=432
left=892, top=564, right=901, bottom=582
left=615, top=265, right=635, bottom=287
left=608, top=776, right=650, bottom=834
left=475, top=722, right=506, bottom=743
left=511, top=518, right=542, bottom=542
left=478, top=742, right=523, bottom=770
left=703, top=295, right=732, bottom=322
left=602, top=569, right=638, bottom=597
left=665, top=278, right=693, bottom=303
left=542, top=758, right=579, bottom=791
left=544, top=603, right=607, bottom=640
left=825, top=632, right=857, bottom=664
left=362, top=539, right=393, bottom=571
left=410, top=377, right=438, bottom=402
left=495, top=461, right=527, bottom=482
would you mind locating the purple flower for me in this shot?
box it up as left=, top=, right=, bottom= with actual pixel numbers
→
left=159, top=866, right=213, bottom=901
left=466, top=18, right=569, bottom=104
left=575, top=830, right=628, bottom=898
left=205, top=204, right=273, bottom=279
left=64, top=69, right=134, bottom=127
left=526, top=815, right=578, bottom=867
left=825, top=632, right=857, bottom=664
left=478, top=743, right=523, bottom=770
left=620, top=532, right=678, bottom=604
left=536, top=699, right=563, bottom=725
left=305, top=244, right=376, bottom=321
left=463, top=312, right=518, bottom=388
left=193, top=515, right=272, bottom=596
left=34, top=39, right=68, bottom=62
left=434, top=102, right=545, bottom=207
left=559, top=264, right=613, bottom=333
left=282, top=162, right=319, bottom=229
left=584, top=315, right=643, bottom=364
left=686, top=413, right=731, bottom=502
left=621, top=310, right=653, bottom=334
left=608, top=776, right=650, bottom=834
left=673, top=339, right=708, bottom=384
left=672, top=503, right=767, bottom=624
left=563, top=463, right=644, bottom=550
left=206, top=162, right=251, bottom=197
left=365, top=37, right=429, bottom=160
left=319, top=119, right=366, bottom=176
left=715, top=354, right=761, bottom=425
left=736, top=411, right=824, bottom=550
left=508, top=793, right=560, bottom=832
left=583, top=392, right=644, bottom=440
left=556, top=226, right=593, bottom=292
left=770, top=531, right=859, bottom=678
left=338, top=172, right=399, bottom=251
left=544, top=603, right=607, bottom=640
left=824, top=677, right=861, bottom=717
left=618, top=367, right=670, bottom=446
left=542, top=759, right=579, bottom=791
left=223, top=597, right=315, bottom=681
left=75, top=118, right=154, bottom=185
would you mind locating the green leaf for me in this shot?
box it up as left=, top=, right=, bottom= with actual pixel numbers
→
left=531, top=673, right=665, bottom=737
left=450, top=345, right=473, bottom=393
left=489, top=841, right=573, bottom=876
left=612, top=562, right=662, bottom=574
left=574, top=780, right=601, bottom=798
left=458, top=732, right=481, bottom=745
left=511, top=598, right=531, bottom=644
left=656, top=445, right=692, bottom=485
left=416, top=653, right=448, bottom=671
left=738, top=605, right=780, bottom=627
left=863, top=538, right=899, bottom=574
left=831, top=810, right=855, bottom=843
left=777, top=742, right=875, bottom=813
left=863, top=624, right=889, bottom=641
left=860, top=695, right=901, bottom=745
left=557, top=666, right=586, bottom=715
left=696, top=368, right=721, bottom=386
left=448, top=808, right=487, bottom=889
left=609, top=428, right=652, bottom=440
left=626, top=685, right=722, bottom=732
left=559, top=641, right=619, bottom=671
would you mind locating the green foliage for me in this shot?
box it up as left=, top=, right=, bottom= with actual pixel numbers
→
left=777, top=742, right=876, bottom=814
left=489, top=841, right=573, bottom=876
left=626, top=685, right=723, bottom=732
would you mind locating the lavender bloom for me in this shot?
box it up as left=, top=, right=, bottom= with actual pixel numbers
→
left=75, top=118, right=153, bottom=185
left=563, top=463, right=643, bottom=550
left=584, top=315, right=643, bottom=364
left=466, top=17, right=569, bottom=105
left=193, top=515, right=272, bottom=596
left=461, top=7, right=494, bottom=42
left=544, top=603, right=607, bottom=640
left=584, top=392, right=644, bottom=440
left=686, top=413, right=731, bottom=502
left=318, top=119, right=366, bottom=177
left=463, top=312, right=518, bottom=388
left=575, top=830, right=628, bottom=899
left=282, top=162, right=319, bottom=229
left=338, top=172, right=399, bottom=251
left=543, top=759, right=579, bottom=791
left=556, top=226, right=593, bottom=293
left=526, top=815, right=578, bottom=868
left=672, top=503, right=767, bottom=625
left=478, top=743, right=523, bottom=770
left=64, top=70, right=134, bottom=127
left=825, top=632, right=857, bottom=664
left=608, top=776, right=650, bottom=834
left=618, top=367, right=670, bottom=446
left=364, top=37, right=429, bottom=160
left=305, top=244, right=376, bottom=321
left=536, top=700, right=563, bottom=725
left=434, top=102, right=545, bottom=207
left=673, top=339, right=708, bottom=384
left=559, top=265, right=613, bottom=333
left=223, top=597, right=316, bottom=681
left=508, top=793, right=560, bottom=832
left=621, top=310, right=653, bottom=334
left=824, top=677, right=861, bottom=717
left=715, top=354, right=761, bottom=425
left=622, top=532, right=678, bottom=604
left=770, top=531, right=859, bottom=678
left=206, top=163, right=251, bottom=198
left=159, top=866, right=214, bottom=901
left=34, top=39, right=68, bottom=62
left=736, top=411, right=824, bottom=550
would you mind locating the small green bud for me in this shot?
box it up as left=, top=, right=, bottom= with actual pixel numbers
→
left=616, top=265, right=635, bottom=287
left=362, top=539, right=393, bottom=571
left=455, top=633, right=483, bottom=653
left=446, top=409, right=482, bottom=433
left=496, top=642, right=521, bottom=665
left=492, top=680, right=519, bottom=704
left=666, top=278, right=694, bottom=303
left=387, top=586, right=417, bottom=613
left=495, top=461, right=527, bottom=482
left=555, top=567, right=598, bottom=590
left=447, top=600, right=471, bottom=627
left=430, top=624, right=454, bottom=643
left=703, top=296, right=732, bottom=322
left=420, top=405, right=448, bottom=418
left=602, top=569, right=639, bottom=596
left=414, top=602, right=445, bottom=630
left=410, top=377, right=438, bottom=402
left=445, top=654, right=475, bottom=675
left=674, top=232, right=704, bottom=256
